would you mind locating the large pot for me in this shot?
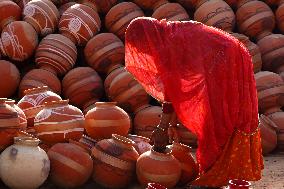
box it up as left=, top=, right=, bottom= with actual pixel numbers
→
left=152, top=3, right=190, bottom=21
left=0, top=1, right=21, bottom=30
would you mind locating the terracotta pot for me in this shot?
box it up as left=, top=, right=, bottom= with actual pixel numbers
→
left=48, top=141, right=93, bottom=188
left=133, top=105, right=162, bottom=139
left=127, top=134, right=152, bottom=155
left=0, top=60, right=20, bottom=98
left=276, top=1, right=284, bottom=34
left=259, top=114, right=278, bottom=154
left=91, top=134, right=139, bottom=188
left=0, top=21, right=38, bottom=62
left=35, top=34, right=77, bottom=76
left=152, top=3, right=190, bottom=21
left=147, top=183, right=167, bottom=189
left=5, top=99, right=27, bottom=130
left=84, top=33, right=125, bottom=74
left=104, top=64, right=124, bottom=94
left=136, top=148, right=181, bottom=188
left=133, top=0, right=169, bottom=10
left=255, top=71, right=284, bottom=114
left=85, top=102, right=131, bottom=140
left=0, top=137, right=50, bottom=189
left=194, top=0, right=235, bottom=31
left=62, top=67, right=104, bottom=109
left=0, top=1, right=21, bottom=31
left=267, top=111, right=284, bottom=151
left=230, top=33, right=262, bottom=73
left=17, top=86, right=62, bottom=129
left=23, top=0, right=59, bottom=37
left=59, top=4, right=101, bottom=46
left=226, top=179, right=251, bottom=189
left=175, top=0, right=198, bottom=10
left=106, top=66, right=151, bottom=113
left=105, top=2, right=144, bottom=40
left=59, top=2, right=78, bottom=16
left=34, top=100, right=85, bottom=144
left=168, top=142, right=198, bottom=185
left=236, top=0, right=275, bottom=39
left=175, top=123, right=198, bottom=148
left=14, top=0, right=31, bottom=9
left=78, top=134, right=97, bottom=153
left=257, top=33, right=284, bottom=74
left=78, top=0, right=117, bottom=14
left=225, top=0, right=238, bottom=9
left=19, top=69, right=61, bottom=98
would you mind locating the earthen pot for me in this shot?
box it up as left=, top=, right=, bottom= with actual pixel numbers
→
left=0, top=98, right=20, bottom=151
left=62, top=67, right=104, bottom=109
left=78, top=134, right=97, bottom=153
left=133, top=105, right=162, bottom=139
left=34, top=100, right=85, bottom=144
left=225, top=0, right=238, bottom=9
left=267, top=111, right=284, bottom=151
left=85, top=102, right=131, bottom=140
left=23, top=0, right=59, bottom=37
left=0, top=21, right=38, bottom=61
left=152, top=3, right=190, bottom=21
left=59, top=4, right=101, bottom=46
left=47, top=141, right=93, bottom=188
left=168, top=142, right=198, bottom=185
left=78, top=0, right=117, bottom=14
left=0, top=137, right=50, bottom=189
left=176, top=123, right=198, bottom=148
left=84, top=33, right=125, bottom=74
left=133, top=0, right=168, bottom=10
left=19, top=69, right=61, bottom=98
left=259, top=114, right=278, bottom=154
left=35, top=34, right=77, bottom=76
left=194, top=0, right=235, bottom=31
left=230, top=33, right=262, bottom=73
left=136, top=148, right=181, bottom=188
left=0, top=60, right=20, bottom=98
left=104, top=64, right=124, bottom=94
left=91, top=134, right=139, bottom=188
left=5, top=99, right=27, bottom=130
left=128, top=134, right=152, bottom=155
left=175, top=0, right=198, bottom=10
left=17, top=86, right=62, bottom=129
left=106, top=66, right=151, bottom=113
left=276, top=0, right=284, bottom=34
left=254, top=71, right=284, bottom=114
left=15, top=0, right=32, bottom=9
left=105, top=2, right=145, bottom=40
left=59, top=2, right=78, bottom=16
left=236, top=0, right=275, bottom=39
left=0, top=1, right=21, bottom=31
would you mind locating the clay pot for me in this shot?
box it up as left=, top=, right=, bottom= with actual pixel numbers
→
left=133, top=105, right=162, bottom=139
left=0, top=21, right=38, bottom=61
left=106, top=66, right=151, bottom=113
left=127, top=134, right=152, bottom=155
left=152, top=3, right=190, bottom=21
left=17, top=86, right=62, bottom=129
left=227, top=179, right=251, bottom=189
left=59, top=4, right=101, bottom=46
left=176, top=123, right=198, bottom=148
left=194, top=0, right=235, bottom=31
left=236, top=0, right=275, bottom=39
left=0, top=137, right=50, bottom=189
left=230, top=33, right=262, bottom=73
left=19, top=69, right=61, bottom=98
left=34, top=100, right=85, bottom=144
left=59, top=2, right=78, bottom=16
left=104, top=64, right=124, bottom=94
left=23, top=0, right=59, bottom=37
left=0, top=60, right=20, bottom=98
left=255, top=71, right=284, bottom=114
left=62, top=67, right=104, bottom=109
left=136, top=148, right=181, bottom=188
left=78, top=134, right=97, bottom=153
left=105, top=2, right=145, bottom=40
left=0, top=99, right=20, bottom=151
left=47, top=141, right=93, bottom=188
left=276, top=1, right=284, bottom=34
left=91, top=134, right=139, bottom=188
left=5, top=99, right=27, bottom=130
left=225, top=0, right=238, bottom=9
left=78, top=0, right=117, bottom=14
left=35, top=34, right=77, bottom=76
left=147, top=183, right=167, bottom=189
left=84, top=33, right=125, bottom=74
left=85, top=102, right=131, bottom=140
left=14, top=0, right=31, bottom=9
left=0, top=1, right=21, bottom=31
left=175, top=0, right=198, bottom=10
left=259, top=114, right=278, bottom=154
left=133, top=0, right=169, bottom=10
left=267, top=111, right=284, bottom=151
left=168, top=142, right=198, bottom=185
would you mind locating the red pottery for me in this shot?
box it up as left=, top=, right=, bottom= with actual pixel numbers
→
left=105, top=2, right=145, bottom=40
left=23, top=0, right=59, bottom=37
left=34, top=100, right=85, bottom=144
left=276, top=0, right=284, bottom=34
left=91, top=134, right=139, bottom=188
left=78, top=0, right=117, bottom=14
left=35, top=34, right=77, bottom=76
left=84, top=33, right=125, bottom=74
left=175, top=0, right=198, bottom=10
left=226, top=179, right=251, bottom=189
left=62, top=67, right=104, bottom=109
left=78, top=134, right=97, bottom=154
left=104, top=64, right=124, bottom=94
left=59, top=2, right=78, bottom=16
left=85, top=102, right=131, bottom=140
left=59, top=4, right=101, bottom=46
left=133, top=0, right=169, bottom=10
left=147, top=183, right=167, bottom=189
left=175, top=123, right=198, bottom=148
left=5, top=99, right=27, bottom=130
left=0, top=21, right=38, bottom=61
left=127, top=134, right=152, bottom=155
left=225, top=0, right=238, bottom=9
left=267, top=111, right=284, bottom=151
left=0, top=1, right=21, bottom=31
left=47, top=140, right=93, bottom=188
left=0, top=60, right=20, bottom=98
left=152, top=3, right=190, bottom=21
left=19, top=69, right=61, bottom=98
left=13, top=0, right=31, bottom=9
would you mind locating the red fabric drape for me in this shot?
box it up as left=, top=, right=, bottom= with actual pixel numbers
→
left=125, top=17, right=259, bottom=173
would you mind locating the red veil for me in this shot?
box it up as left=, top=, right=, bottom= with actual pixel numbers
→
left=125, top=17, right=263, bottom=186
